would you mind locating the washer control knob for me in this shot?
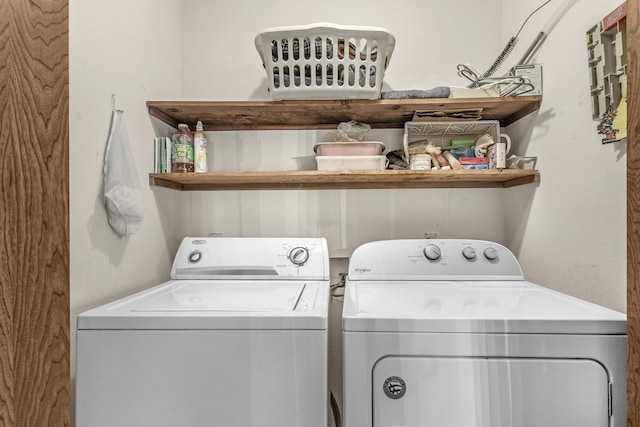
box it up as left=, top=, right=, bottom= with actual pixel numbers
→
left=484, top=247, right=499, bottom=261
left=462, top=247, right=477, bottom=260
left=288, top=247, right=310, bottom=266
left=423, top=244, right=442, bottom=261
left=188, top=250, right=202, bottom=263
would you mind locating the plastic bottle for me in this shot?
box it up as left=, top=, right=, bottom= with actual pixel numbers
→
left=193, top=120, right=207, bottom=173
left=171, top=123, right=194, bottom=173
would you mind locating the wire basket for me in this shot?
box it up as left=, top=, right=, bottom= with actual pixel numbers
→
left=255, top=23, right=395, bottom=100
left=403, top=121, right=501, bottom=159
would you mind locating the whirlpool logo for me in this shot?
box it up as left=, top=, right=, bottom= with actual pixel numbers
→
left=383, top=376, right=406, bottom=399
left=353, top=267, right=371, bottom=273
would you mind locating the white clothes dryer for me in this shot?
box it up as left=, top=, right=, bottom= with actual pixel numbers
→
left=76, top=237, right=330, bottom=427
left=342, top=239, right=626, bottom=427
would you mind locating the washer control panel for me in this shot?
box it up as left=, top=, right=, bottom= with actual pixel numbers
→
left=171, top=237, right=329, bottom=280
left=349, top=239, right=524, bottom=281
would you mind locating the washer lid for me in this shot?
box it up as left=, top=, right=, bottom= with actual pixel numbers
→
left=342, top=281, right=626, bottom=334
left=78, top=280, right=328, bottom=330
left=133, top=282, right=306, bottom=312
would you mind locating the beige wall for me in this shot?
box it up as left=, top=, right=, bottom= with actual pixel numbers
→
left=504, top=0, right=627, bottom=312
left=177, top=0, right=508, bottom=255
left=69, top=0, right=182, bottom=414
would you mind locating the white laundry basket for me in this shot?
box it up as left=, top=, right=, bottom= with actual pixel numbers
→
left=255, top=23, right=395, bottom=100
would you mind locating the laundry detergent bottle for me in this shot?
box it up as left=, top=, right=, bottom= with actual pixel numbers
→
left=171, top=123, right=194, bottom=173
left=193, top=120, right=207, bottom=173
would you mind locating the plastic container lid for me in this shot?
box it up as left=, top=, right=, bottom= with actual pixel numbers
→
left=313, top=141, right=385, bottom=156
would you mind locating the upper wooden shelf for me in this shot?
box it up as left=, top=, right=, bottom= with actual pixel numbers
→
left=147, top=96, right=542, bottom=131
left=149, top=169, right=539, bottom=191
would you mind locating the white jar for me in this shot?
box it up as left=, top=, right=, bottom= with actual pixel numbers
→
left=410, top=154, right=432, bottom=170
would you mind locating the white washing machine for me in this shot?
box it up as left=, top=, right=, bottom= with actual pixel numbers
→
left=342, top=239, right=627, bottom=427
left=76, top=237, right=329, bottom=427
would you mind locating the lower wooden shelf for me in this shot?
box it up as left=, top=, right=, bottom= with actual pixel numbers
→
left=149, top=169, right=539, bottom=191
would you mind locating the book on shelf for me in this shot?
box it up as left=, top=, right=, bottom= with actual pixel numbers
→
left=153, top=137, right=172, bottom=173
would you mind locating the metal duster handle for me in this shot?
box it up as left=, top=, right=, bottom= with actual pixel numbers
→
left=518, top=0, right=581, bottom=65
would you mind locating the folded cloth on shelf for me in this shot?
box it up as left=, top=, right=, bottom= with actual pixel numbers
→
left=381, top=86, right=450, bottom=99
left=386, top=149, right=409, bottom=170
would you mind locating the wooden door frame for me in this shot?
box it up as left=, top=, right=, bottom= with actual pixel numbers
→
left=628, top=1, right=640, bottom=425
left=0, top=1, right=70, bottom=426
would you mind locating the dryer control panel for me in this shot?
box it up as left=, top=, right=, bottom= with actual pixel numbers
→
left=348, top=239, right=524, bottom=281
left=171, top=237, right=329, bottom=280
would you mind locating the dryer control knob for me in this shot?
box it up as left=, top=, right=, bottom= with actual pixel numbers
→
left=288, top=247, right=310, bottom=266
left=462, top=247, right=477, bottom=260
left=188, top=251, right=202, bottom=263
left=484, top=247, right=499, bottom=261
left=423, top=244, right=442, bottom=261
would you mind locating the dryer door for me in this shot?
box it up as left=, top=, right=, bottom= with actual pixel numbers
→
left=373, top=357, right=609, bottom=427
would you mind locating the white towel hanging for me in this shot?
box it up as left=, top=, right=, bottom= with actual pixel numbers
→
left=103, top=103, right=144, bottom=237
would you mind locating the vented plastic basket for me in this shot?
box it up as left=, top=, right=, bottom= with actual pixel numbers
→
left=255, top=23, right=396, bottom=100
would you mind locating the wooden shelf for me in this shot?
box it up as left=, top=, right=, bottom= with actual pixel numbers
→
left=147, top=97, right=541, bottom=191
left=149, top=169, right=539, bottom=191
left=147, top=96, right=542, bottom=131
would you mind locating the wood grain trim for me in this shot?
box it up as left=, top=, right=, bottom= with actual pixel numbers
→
left=0, top=1, right=70, bottom=426
left=146, top=96, right=542, bottom=131
left=0, top=0, right=17, bottom=422
left=629, top=0, right=640, bottom=425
